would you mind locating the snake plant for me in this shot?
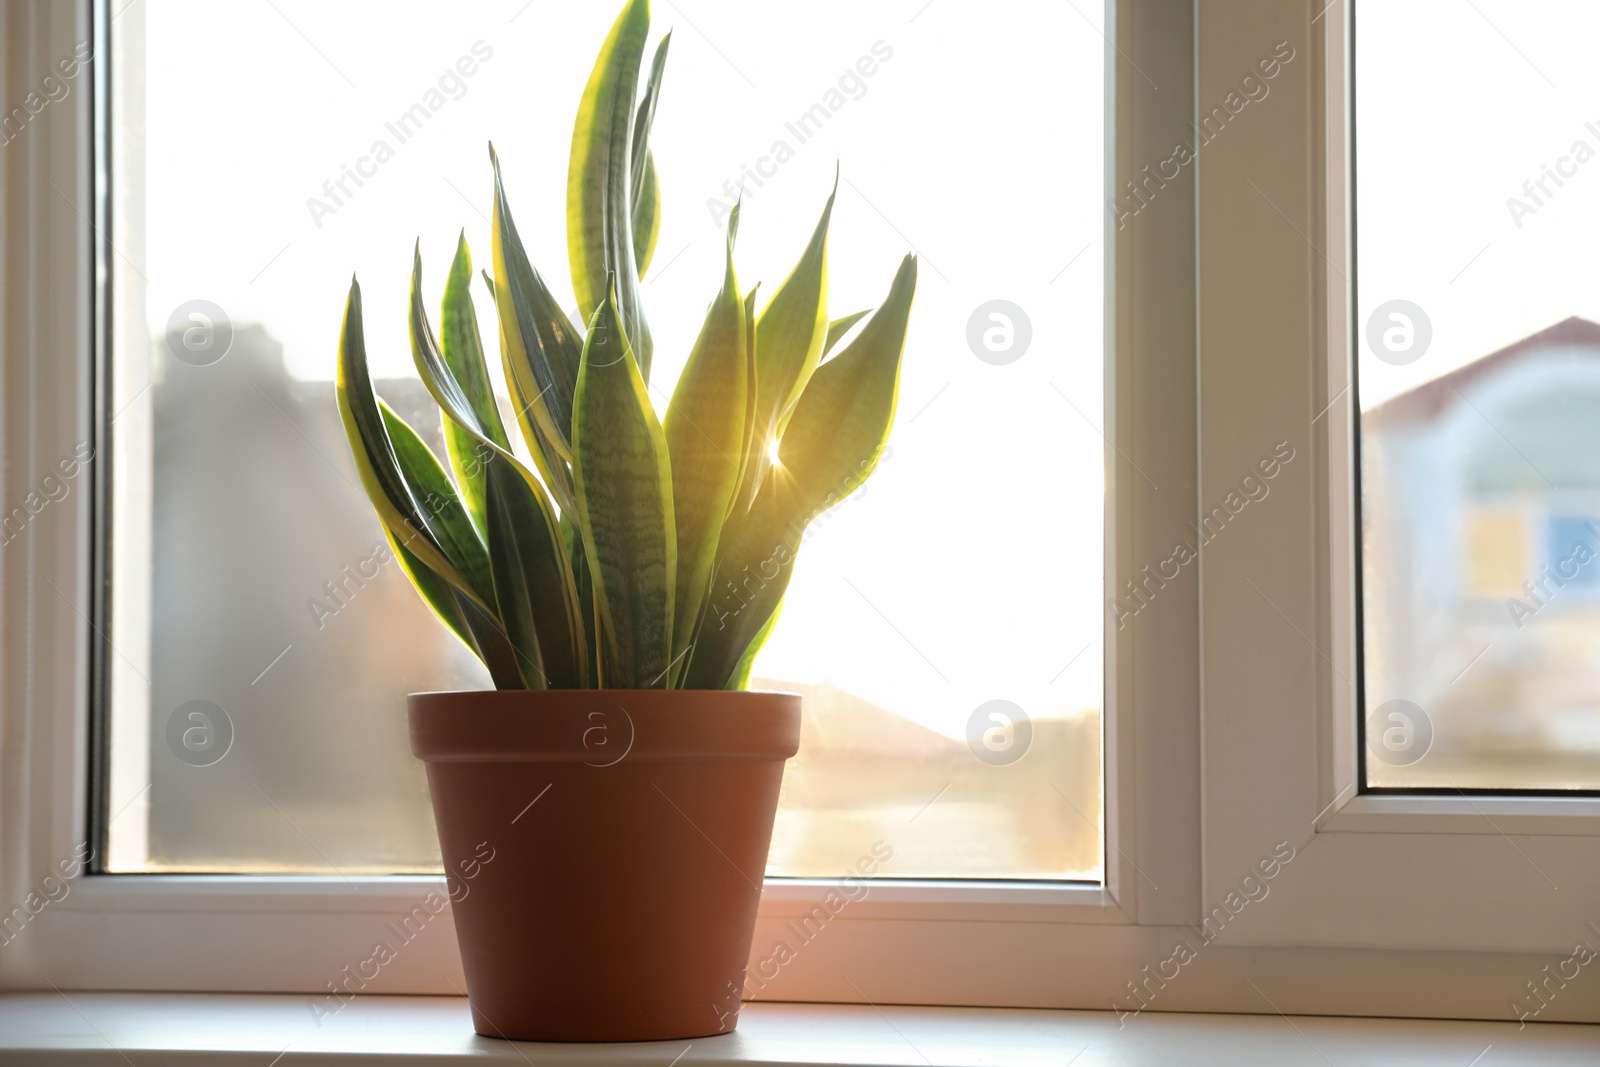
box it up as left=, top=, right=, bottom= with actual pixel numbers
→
left=335, top=0, right=917, bottom=690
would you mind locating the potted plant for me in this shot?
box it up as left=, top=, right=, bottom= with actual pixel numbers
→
left=335, top=0, right=916, bottom=1043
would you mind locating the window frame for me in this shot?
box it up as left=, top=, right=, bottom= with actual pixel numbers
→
left=2, top=0, right=1596, bottom=1024
left=0, top=0, right=1155, bottom=995
left=1197, top=0, right=1600, bottom=954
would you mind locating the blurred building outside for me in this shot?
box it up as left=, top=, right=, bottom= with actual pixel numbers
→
left=1364, top=316, right=1600, bottom=789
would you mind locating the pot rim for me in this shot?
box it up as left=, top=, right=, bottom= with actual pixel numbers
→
left=405, top=687, right=802, bottom=699
left=408, top=688, right=802, bottom=763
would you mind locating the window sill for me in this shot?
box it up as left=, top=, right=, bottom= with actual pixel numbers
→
left=0, top=994, right=1594, bottom=1065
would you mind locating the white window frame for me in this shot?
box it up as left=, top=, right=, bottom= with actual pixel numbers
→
left=1, top=0, right=1595, bottom=1024
left=1196, top=0, right=1600, bottom=960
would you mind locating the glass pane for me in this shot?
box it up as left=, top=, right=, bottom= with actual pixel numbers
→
left=1357, top=0, right=1600, bottom=789
left=105, top=0, right=1105, bottom=877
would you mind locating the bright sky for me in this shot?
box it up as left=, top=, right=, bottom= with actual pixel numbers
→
left=135, top=0, right=1106, bottom=736
left=1357, top=0, right=1600, bottom=408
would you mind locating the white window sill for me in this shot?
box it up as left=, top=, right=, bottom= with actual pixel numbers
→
left=0, top=995, right=1594, bottom=1065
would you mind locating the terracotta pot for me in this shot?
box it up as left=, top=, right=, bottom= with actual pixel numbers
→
left=408, top=688, right=800, bottom=1043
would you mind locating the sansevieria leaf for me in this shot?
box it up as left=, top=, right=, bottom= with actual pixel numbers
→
left=727, top=593, right=783, bottom=690
left=456, top=592, right=530, bottom=691
left=382, top=525, right=473, bottom=650
left=491, top=145, right=583, bottom=461
left=730, top=186, right=834, bottom=515
left=483, top=461, right=551, bottom=689
left=336, top=278, right=489, bottom=612
left=571, top=281, right=676, bottom=688
left=684, top=255, right=918, bottom=688
left=479, top=266, right=578, bottom=514
left=440, top=242, right=508, bottom=448
left=379, top=402, right=528, bottom=689
left=384, top=524, right=525, bottom=689
left=730, top=282, right=761, bottom=518
left=564, top=517, right=601, bottom=681
left=630, top=33, right=670, bottom=276
left=485, top=443, right=589, bottom=688
left=679, top=489, right=794, bottom=690
left=663, top=210, right=746, bottom=678
left=824, top=309, right=872, bottom=357
left=757, top=181, right=835, bottom=433
left=633, top=155, right=662, bottom=278
left=568, top=0, right=654, bottom=379
left=432, top=236, right=509, bottom=537
left=768, top=253, right=917, bottom=522
left=379, top=402, right=495, bottom=611
left=411, top=251, right=588, bottom=688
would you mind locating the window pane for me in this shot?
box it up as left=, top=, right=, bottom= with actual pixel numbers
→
left=105, top=0, right=1105, bottom=877
left=1357, top=0, right=1600, bottom=789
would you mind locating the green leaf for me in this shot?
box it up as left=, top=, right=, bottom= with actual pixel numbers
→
left=336, top=277, right=489, bottom=612
left=630, top=34, right=670, bottom=276
left=382, top=525, right=474, bottom=653
left=413, top=245, right=496, bottom=448
left=477, top=263, right=578, bottom=514
left=732, top=283, right=761, bottom=516
left=485, top=461, right=557, bottom=688
left=776, top=254, right=917, bottom=517
left=379, top=402, right=494, bottom=608
left=571, top=282, right=676, bottom=688
left=388, top=517, right=524, bottom=689
left=633, top=153, right=662, bottom=278
left=663, top=213, right=746, bottom=675
left=756, top=181, right=835, bottom=434
left=563, top=517, right=601, bottom=679
left=684, top=255, right=918, bottom=688
left=679, top=491, right=794, bottom=690
left=411, top=248, right=587, bottom=689
left=510, top=370, right=579, bottom=515
left=478, top=416, right=588, bottom=689
left=441, top=237, right=511, bottom=437
left=342, top=275, right=532, bottom=685
left=568, top=0, right=655, bottom=380
left=490, top=144, right=583, bottom=461
left=727, top=593, right=783, bottom=690
left=479, top=468, right=588, bottom=685
left=730, top=186, right=834, bottom=516
left=456, top=592, right=529, bottom=690
left=380, top=402, right=534, bottom=689
left=824, top=310, right=872, bottom=357
left=418, top=237, right=510, bottom=538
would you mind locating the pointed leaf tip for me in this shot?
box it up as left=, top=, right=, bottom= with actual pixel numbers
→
left=569, top=0, right=656, bottom=375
